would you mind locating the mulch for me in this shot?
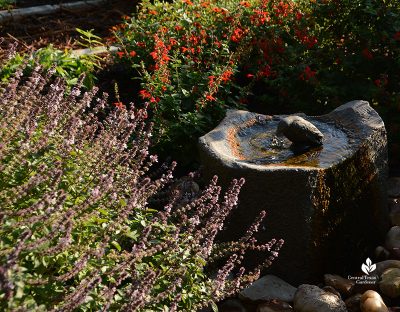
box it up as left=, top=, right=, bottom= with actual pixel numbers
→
left=0, top=0, right=136, bottom=53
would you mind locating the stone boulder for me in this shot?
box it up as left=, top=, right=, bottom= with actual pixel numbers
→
left=277, top=116, right=324, bottom=146
left=379, top=268, right=400, bottom=298
left=324, top=274, right=355, bottom=297
left=198, top=100, right=390, bottom=284
left=239, top=275, right=296, bottom=303
left=360, top=290, right=388, bottom=312
left=385, top=226, right=400, bottom=259
left=375, top=260, right=400, bottom=277
left=293, top=284, right=347, bottom=312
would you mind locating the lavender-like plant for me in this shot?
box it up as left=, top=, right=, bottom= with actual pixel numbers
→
left=0, top=48, right=283, bottom=311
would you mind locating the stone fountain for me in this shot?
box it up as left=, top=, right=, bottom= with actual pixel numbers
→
left=198, top=100, right=390, bottom=284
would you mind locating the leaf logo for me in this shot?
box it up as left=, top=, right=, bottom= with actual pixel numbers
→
left=361, top=258, right=376, bottom=275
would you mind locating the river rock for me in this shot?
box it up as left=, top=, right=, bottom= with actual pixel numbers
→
left=379, top=268, right=400, bottom=298
left=375, top=260, right=400, bottom=277
left=385, top=226, right=400, bottom=259
left=360, top=290, right=388, bottom=312
left=198, top=100, right=389, bottom=284
left=256, top=299, right=293, bottom=312
left=239, top=275, right=296, bottom=303
left=388, top=177, right=400, bottom=198
left=277, top=116, right=324, bottom=146
left=323, top=286, right=342, bottom=299
left=324, top=274, right=355, bottom=296
left=293, top=284, right=347, bottom=312
left=345, top=294, right=362, bottom=312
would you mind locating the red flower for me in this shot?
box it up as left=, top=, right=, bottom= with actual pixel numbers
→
left=183, top=0, right=193, bottom=5
left=206, top=94, right=216, bottom=101
left=116, top=51, right=125, bottom=59
left=221, top=70, right=233, bottom=83
left=139, top=89, right=152, bottom=99
left=150, top=97, right=160, bottom=103
left=208, top=75, right=216, bottom=86
left=246, top=73, right=255, bottom=79
left=150, top=51, right=158, bottom=60
left=259, top=65, right=272, bottom=78
left=296, top=12, right=303, bottom=20
left=240, top=1, right=251, bottom=7
left=149, top=10, right=158, bottom=15
left=299, top=66, right=316, bottom=81
left=362, top=48, right=373, bottom=60
left=113, top=102, right=125, bottom=109
left=231, top=28, right=244, bottom=43
left=129, top=50, right=137, bottom=57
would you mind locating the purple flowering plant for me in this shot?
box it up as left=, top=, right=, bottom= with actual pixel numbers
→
left=0, top=45, right=283, bottom=311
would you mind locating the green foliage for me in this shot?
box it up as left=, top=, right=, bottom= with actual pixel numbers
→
left=113, top=0, right=299, bottom=160
left=0, top=65, right=280, bottom=311
left=0, top=44, right=100, bottom=88
left=0, top=0, right=14, bottom=10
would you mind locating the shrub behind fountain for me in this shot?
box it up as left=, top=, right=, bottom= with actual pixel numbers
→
left=198, top=100, right=390, bottom=284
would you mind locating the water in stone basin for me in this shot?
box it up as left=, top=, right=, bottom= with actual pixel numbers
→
left=236, top=117, right=353, bottom=168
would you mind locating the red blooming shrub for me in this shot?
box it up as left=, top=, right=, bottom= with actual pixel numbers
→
left=113, top=0, right=304, bottom=160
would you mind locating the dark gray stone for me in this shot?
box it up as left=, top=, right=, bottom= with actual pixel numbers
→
left=277, top=115, right=324, bottom=146
left=239, top=275, right=296, bottom=303
left=198, top=100, right=390, bottom=284
left=385, top=226, right=400, bottom=259
left=293, top=284, right=347, bottom=312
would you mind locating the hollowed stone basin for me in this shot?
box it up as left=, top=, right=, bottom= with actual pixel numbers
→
left=199, top=100, right=390, bottom=284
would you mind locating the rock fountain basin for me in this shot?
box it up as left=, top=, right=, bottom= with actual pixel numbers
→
left=198, top=100, right=390, bottom=284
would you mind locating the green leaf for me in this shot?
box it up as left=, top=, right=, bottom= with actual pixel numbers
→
left=211, top=301, right=219, bottom=312
left=111, top=241, right=122, bottom=252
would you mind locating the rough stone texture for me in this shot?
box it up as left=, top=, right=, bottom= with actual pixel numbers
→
left=293, top=284, right=347, bottom=312
left=379, top=268, right=400, bottom=298
left=324, top=274, right=355, bottom=297
left=198, top=100, right=390, bottom=284
left=345, top=294, right=362, bottom=312
left=360, top=290, right=388, bottom=312
left=323, top=286, right=342, bottom=299
left=277, top=116, right=324, bottom=146
left=385, top=226, right=400, bottom=259
left=239, top=275, right=296, bottom=303
left=256, top=300, right=293, bottom=312
left=219, top=299, right=247, bottom=312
